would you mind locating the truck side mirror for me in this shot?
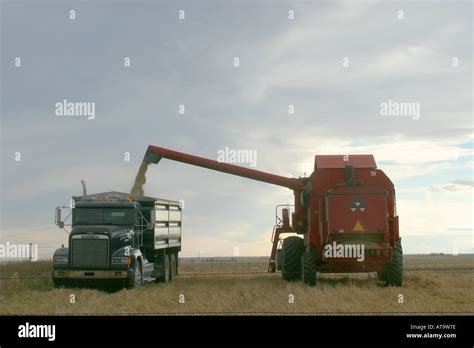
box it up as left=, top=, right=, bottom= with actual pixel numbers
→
left=55, top=207, right=65, bottom=229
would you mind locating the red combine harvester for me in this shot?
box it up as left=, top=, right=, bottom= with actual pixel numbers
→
left=144, top=145, right=403, bottom=287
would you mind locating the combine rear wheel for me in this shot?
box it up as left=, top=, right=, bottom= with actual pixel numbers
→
left=276, top=248, right=283, bottom=271
left=385, top=239, right=403, bottom=287
left=281, top=237, right=304, bottom=281
left=301, top=252, right=317, bottom=286
left=376, top=271, right=387, bottom=282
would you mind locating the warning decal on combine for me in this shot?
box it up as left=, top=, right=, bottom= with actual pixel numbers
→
left=352, top=220, right=366, bottom=232
left=328, top=189, right=388, bottom=235
left=348, top=196, right=368, bottom=212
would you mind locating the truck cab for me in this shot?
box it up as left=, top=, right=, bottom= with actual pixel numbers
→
left=52, top=191, right=182, bottom=289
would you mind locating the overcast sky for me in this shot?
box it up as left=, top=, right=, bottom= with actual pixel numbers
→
left=1, top=0, right=472, bottom=258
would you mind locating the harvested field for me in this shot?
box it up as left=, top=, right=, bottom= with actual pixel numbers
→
left=0, top=255, right=472, bottom=315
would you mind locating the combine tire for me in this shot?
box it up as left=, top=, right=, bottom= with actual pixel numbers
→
left=276, top=248, right=283, bottom=271
left=281, top=236, right=304, bottom=281
left=376, top=271, right=387, bottom=282
left=385, top=239, right=403, bottom=287
left=301, top=252, right=317, bottom=286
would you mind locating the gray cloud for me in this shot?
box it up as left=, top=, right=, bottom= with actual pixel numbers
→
left=428, top=180, right=474, bottom=192
left=1, top=1, right=472, bottom=255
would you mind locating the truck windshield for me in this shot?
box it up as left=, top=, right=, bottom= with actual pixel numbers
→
left=73, top=208, right=134, bottom=225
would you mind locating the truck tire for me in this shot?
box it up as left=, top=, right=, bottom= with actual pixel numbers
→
left=301, top=252, right=317, bottom=286
left=281, top=236, right=304, bottom=281
left=127, top=262, right=142, bottom=289
left=158, top=254, right=170, bottom=283
left=385, top=239, right=403, bottom=287
left=175, top=253, right=179, bottom=275
left=53, top=279, right=64, bottom=288
left=170, top=253, right=177, bottom=280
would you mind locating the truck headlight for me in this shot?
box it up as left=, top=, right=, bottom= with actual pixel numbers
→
left=112, top=257, right=131, bottom=265
left=54, top=256, right=68, bottom=264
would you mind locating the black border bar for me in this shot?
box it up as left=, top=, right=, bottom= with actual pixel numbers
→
left=0, top=315, right=472, bottom=346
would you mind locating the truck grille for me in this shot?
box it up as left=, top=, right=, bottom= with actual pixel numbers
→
left=71, top=236, right=109, bottom=268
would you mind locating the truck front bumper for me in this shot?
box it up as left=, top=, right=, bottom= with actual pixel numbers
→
left=52, top=269, right=129, bottom=279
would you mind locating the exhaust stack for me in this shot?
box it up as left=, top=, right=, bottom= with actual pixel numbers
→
left=81, top=180, right=87, bottom=199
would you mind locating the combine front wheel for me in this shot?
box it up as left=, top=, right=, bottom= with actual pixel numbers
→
left=385, top=239, right=403, bottom=287
left=281, top=236, right=304, bottom=281
left=301, top=252, right=317, bottom=286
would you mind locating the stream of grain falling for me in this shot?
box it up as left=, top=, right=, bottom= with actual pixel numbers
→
left=131, top=161, right=149, bottom=196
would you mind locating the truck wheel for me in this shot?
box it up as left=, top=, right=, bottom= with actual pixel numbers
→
left=127, top=262, right=142, bottom=289
left=281, top=236, right=304, bottom=281
left=159, top=254, right=170, bottom=283
left=170, top=254, right=177, bottom=281
left=175, top=253, right=179, bottom=275
left=385, top=239, right=403, bottom=287
left=301, top=252, right=317, bottom=286
left=53, top=279, right=63, bottom=288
